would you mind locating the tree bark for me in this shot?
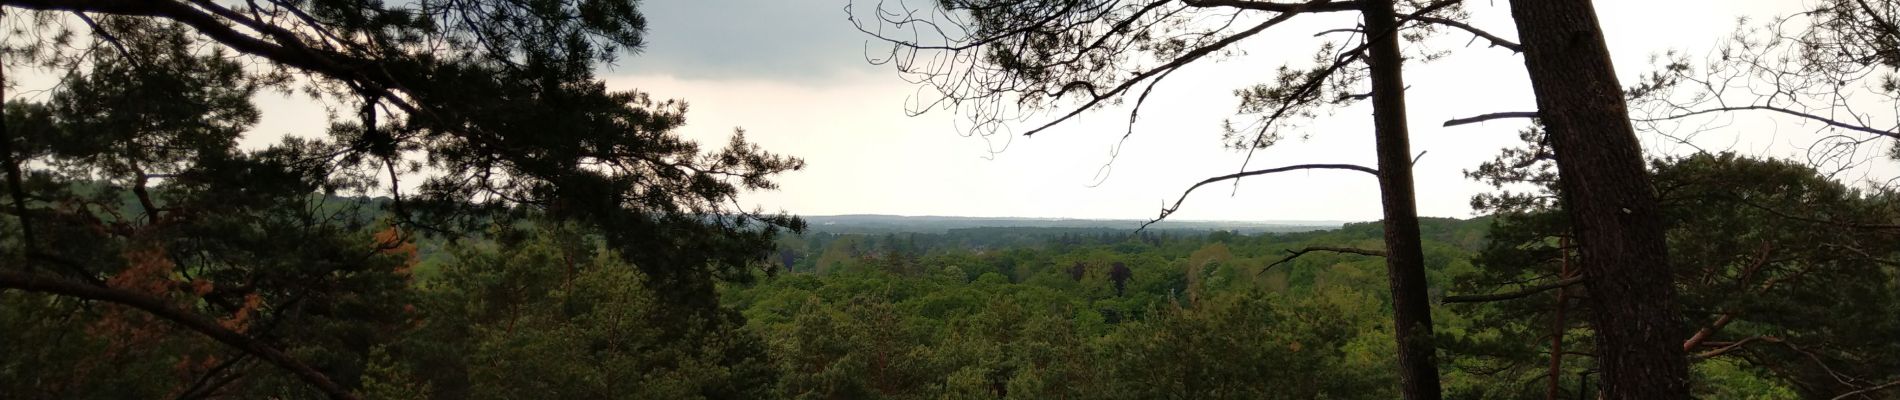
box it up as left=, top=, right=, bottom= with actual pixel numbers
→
left=1505, top=0, right=1692, bottom=398
left=1363, top=1, right=1442, bottom=398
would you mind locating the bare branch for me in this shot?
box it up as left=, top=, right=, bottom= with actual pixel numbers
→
left=1443, top=275, right=1585, bottom=303
left=1411, top=15, right=1522, bottom=52
left=1443, top=111, right=1539, bottom=127
left=1262, top=245, right=1386, bottom=273
left=1141, top=163, right=1378, bottom=230
left=1019, top=0, right=1334, bottom=137
left=1692, top=335, right=1770, bottom=359
left=74, top=11, right=133, bottom=59
left=0, top=270, right=359, bottom=400
left=1231, top=0, right=1463, bottom=182
left=1635, top=105, right=1897, bottom=138
left=1680, top=313, right=1736, bottom=353
left=1833, top=378, right=1900, bottom=400
left=1183, top=0, right=1364, bottom=12
left=1313, top=27, right=1364, bottom=37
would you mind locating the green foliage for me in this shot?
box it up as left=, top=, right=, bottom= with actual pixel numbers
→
left=373, top=226, right=778, bottom=400
left=1, top=0, right=802, bottom=396
left=726, top=220, right=1495, bottom=400
left=1456, top=147, right=1900, bottom=398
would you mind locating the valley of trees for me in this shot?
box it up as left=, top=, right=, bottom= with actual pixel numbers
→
left=3, top=0, right=1900, bottom=399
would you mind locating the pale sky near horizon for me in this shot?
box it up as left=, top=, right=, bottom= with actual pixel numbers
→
left=598, top=0, right=1835, bottom=222
left=8, top=0, right=1882, bottom=223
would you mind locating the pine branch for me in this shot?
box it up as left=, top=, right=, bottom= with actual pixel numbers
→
left=0, top=270, right=358, bottom=400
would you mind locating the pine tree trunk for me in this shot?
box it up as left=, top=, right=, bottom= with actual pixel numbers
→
left=1505, top=0, right=1691, bottom=398
left=1364, top=1, right=1442, bottom=398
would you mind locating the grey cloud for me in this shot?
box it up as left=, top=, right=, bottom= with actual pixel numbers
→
left=616, top=0, right=884, bottom=82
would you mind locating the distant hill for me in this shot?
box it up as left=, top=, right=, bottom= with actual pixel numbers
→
left=800, top=214, right=1345, bottom=234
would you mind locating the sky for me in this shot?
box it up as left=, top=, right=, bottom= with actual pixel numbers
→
left=586, top=0, right=1826, bottom=222
left=3, top=0, right=1864, bottom=223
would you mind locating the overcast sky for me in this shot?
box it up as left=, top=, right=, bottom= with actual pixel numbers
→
left=591, top=0, right=1834, bottom=222
left=3, top=0, right=1858, bottom=223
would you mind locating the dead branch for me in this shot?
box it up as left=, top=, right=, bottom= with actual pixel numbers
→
left=1833, top=378, right=1900, bottom=400
left=1183, top=0, right=1363, bottom=12
left=1680, top=313, right=1736, bottom=353
left=1692, top=334, right=1770, bottom=359
left=1016, top=1, right=1338, bottom=137
left=1443, top=275, right=1585, bottom=303
left=1634, top=105, right=1896, bottom=139
left=1262, top=245, right=1386, bottom=273
left=1443, top=111, right=1538, bottom=127
left=1410, top=15, right=1522, bottom=52
left=1141, top=163, right=1378, bottom=230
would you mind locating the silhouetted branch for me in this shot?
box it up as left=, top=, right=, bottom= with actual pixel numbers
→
left=1231, top=0, right=1462, bottom=182
left=1263, top=245, right=1386, bottom=273
left=0, top=270, right=358, bottom=400
left=1, top=0, right=424, bottom=117
left=1443, top=111, right=1538, bottom=127
left=1411, top=15, right=1522, bottom=52
left=1015, top=1, right=1330, bottom=137
left=75, top=11, right=134, bottom=59
left=1443, top=275, right=1584, bottom=303
left=1314, top=27, right=1364, bottom=37
left=1141, top=164, right=1378, bottom=230
left=1634, top=105, right=1896, bottom=138
left=1183, top=0, right=1363, bottom=12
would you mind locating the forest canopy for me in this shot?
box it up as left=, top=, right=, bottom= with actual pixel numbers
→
left=4, top=0, right=1900, bottom=399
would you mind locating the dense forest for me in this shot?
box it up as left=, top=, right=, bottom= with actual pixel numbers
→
left=4, top=0, right=1900, bottom=399
left=9, top=152, right=1899, bottom=399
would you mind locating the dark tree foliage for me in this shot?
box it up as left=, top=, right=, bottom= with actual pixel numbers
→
left=1109, top=261, right=1132, bottom=295
left=2, top=0, right=805, bottom=301
left=1453, top=134, right=1900, bottom=398
left=1, top=1, right=802, bottom=398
